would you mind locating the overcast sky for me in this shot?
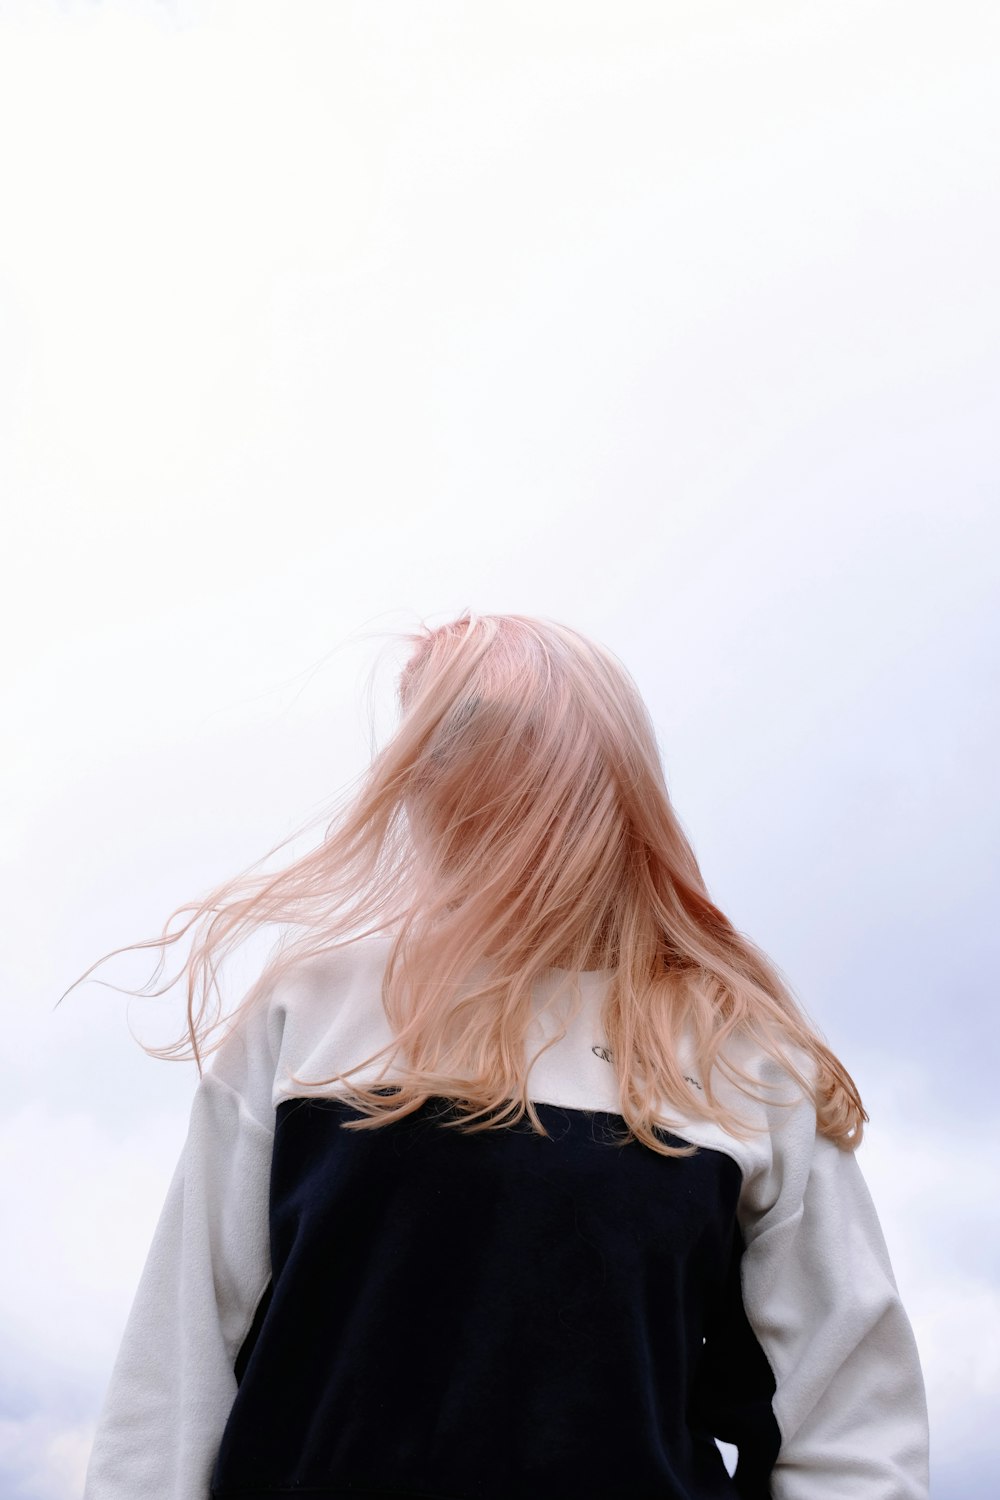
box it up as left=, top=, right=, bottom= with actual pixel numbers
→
left=2, top=2, right=998, bottom=1496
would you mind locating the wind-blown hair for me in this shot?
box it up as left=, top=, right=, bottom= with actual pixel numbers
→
left=59, top=610, right=867, bottom=1159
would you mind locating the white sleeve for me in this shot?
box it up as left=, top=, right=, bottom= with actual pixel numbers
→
left=739, top=1070, right=930, bottom=1499
left=82, top=996, right=279, bottom=1500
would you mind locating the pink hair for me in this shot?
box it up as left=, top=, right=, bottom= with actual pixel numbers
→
left=59, top=610, right=866, bottom=1158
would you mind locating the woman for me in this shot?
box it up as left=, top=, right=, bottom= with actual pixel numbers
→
left=76, top=610, right=929, bottom=1499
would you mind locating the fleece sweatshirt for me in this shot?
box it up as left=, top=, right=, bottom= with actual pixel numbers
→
left=82, top=931, right=930, bottom=1500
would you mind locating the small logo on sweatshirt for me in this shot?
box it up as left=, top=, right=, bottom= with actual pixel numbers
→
left=592, top=1043, right=702, bottom=1090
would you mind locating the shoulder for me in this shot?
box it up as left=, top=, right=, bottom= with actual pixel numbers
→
left=203, top=933, right=396, bottom=1110
left=248, top=931, right=396, bottom=1027
left=697, top=1027, right=821, bottom=1225
left=278, top=931, right=396, bottom=998
left=654, top=1025, right=817, bottom=1192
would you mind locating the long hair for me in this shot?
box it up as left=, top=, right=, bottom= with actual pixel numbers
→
left=58, top=610, right=867, bottom=1160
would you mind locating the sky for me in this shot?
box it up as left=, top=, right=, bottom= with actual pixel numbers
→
left=1, top=0, right=998, bottom=1495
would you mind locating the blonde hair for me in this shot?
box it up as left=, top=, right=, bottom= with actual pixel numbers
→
left=58, top=610, right=867, bottom=1159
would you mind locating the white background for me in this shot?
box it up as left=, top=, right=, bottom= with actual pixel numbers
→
left=1, top=2, right=998, bottom=1496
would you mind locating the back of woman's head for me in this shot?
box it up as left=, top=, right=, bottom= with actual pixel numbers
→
left=58, top=609, right=867, bottom=1158
left=389, top=612, right=671, bottom=976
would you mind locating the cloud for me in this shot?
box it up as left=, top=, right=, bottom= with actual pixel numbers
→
left=0, top=1092, right=187, bottom=1499
left=0, top=1098, right=185, bottom=1378
left=0, top=1411, right=93, bottom=1500
left=855, top=1074, right=1000, bottom=1495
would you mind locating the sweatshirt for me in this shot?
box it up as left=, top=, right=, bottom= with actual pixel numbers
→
left=82, top=931, right=930, bottom=1500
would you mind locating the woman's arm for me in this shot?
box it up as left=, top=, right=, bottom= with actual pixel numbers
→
left=82, top=997, right=279, bottom=1499
left=739, top=1067, right=930, bottom=1499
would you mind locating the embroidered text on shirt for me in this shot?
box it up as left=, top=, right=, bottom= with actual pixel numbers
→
left=591, top=1044, right=702, bottom=1090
